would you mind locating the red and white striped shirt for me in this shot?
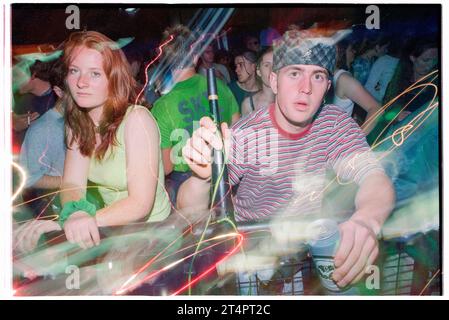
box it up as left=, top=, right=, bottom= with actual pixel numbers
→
left=228, top=103, right=383, bottom=222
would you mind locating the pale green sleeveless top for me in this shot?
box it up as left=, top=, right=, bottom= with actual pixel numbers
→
left=88, top=105, right=171, bottom=222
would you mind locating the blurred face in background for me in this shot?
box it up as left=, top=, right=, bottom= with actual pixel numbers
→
left=345, top=44, right=356, bottom=69
left=235, top=55, right=256, bottom=84
left=411, top=47, right=438, bottom=78
left=375, top=43, right=389, bottom=57
left=246, top=36, right=261, bottom=52
left=336, top=42, right=356, bottom=71
left=201, top=45, right=215, bottom=64
left=218, top=55, right=230, bottom=66
left=257, top=51, right=273, bottom=87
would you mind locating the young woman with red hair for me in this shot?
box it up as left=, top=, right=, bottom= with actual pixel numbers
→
left=14, top=31, right=171, bottom=252
left=57, top=31, right=171, bottom=249
left=14, top=31, right=170, bottom=255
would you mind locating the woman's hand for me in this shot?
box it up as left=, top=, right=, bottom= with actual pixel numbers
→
left=14, top=219, right=62, bottom=254
left=63, top=211, right=100, bottom=249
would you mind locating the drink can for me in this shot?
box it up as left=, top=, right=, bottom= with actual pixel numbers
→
left=306, top=219, right=359, bottom=295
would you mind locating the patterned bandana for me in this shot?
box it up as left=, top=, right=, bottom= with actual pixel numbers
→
left=272, top=29, right=338, bottom=75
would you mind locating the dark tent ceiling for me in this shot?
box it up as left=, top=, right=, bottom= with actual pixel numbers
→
left=12, top=4, right=439, bottom=53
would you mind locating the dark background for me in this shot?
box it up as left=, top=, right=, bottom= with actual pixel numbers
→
left=12, top=4, right=440, bottom=56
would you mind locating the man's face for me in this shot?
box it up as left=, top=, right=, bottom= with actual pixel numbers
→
left=246, top=36, right=260, bottom=52
left=201, top=45, right=215, bottom=64
left=235, top=56, right=256, bottom=84
left=218, top=55, right=230, bottom=66
left=270, top=64, right=331, bottom=128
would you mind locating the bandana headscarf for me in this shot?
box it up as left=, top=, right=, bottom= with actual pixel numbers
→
left=272, top=28, right=351, bottom=75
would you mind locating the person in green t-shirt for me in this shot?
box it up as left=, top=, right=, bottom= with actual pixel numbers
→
left=151, top=25, right=240, bottom=205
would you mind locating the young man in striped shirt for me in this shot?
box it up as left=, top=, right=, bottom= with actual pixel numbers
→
left=178, top=28, right=395, bottom=290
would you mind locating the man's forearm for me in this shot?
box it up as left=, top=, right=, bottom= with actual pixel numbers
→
left=176, top=175, right=210, bottom=211
left=33, top=175, right=62, bottom=189
left=363, top=109, right=381, bottom=135
left=352, top=172, right=395, bottom=235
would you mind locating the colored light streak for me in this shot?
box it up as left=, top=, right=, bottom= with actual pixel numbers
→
left=362, top=70, right=437, bottom=130
left=170, top=232, right=243, bottom=296
left=368, top=71, right=438, bottom=146
left=391, top=124, right=414, bottom=147
left=134, top=34, right=174, bottom=106
left=114, top=232, right=243, bottom=295
left=11, top=161, right=26, bottom=202
left=419, top=269, right=440, bottom=295
left=115, top=221, right=194, bottom=292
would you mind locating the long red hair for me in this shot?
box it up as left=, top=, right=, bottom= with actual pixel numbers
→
left=63, top=31, right=138, bottom=160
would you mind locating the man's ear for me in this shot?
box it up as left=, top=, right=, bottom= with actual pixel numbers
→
left=409, top=55, right=416, bottom=64
left=269, top=71, right=278, bottom=95
left=327, top=79, right=331, bottom=92
left=256, top=68, right=262, bottom=78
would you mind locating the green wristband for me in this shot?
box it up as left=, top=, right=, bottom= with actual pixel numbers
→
left=59, top=198, right=97, bottom=227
